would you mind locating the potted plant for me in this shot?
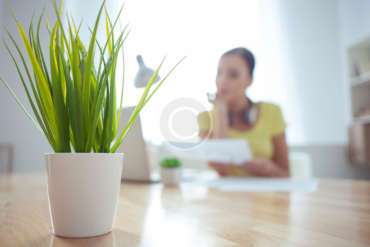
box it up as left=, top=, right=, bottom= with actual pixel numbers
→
left=160, top=157, right=182, bottom=186
left=0, top=1, right=183, bottom=238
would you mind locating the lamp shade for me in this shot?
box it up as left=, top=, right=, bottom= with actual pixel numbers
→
left=134, top=55, right=160, bottom=88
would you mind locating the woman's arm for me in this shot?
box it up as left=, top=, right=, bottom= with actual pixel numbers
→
left=212, top=97, right=229, bottom=139
left=272, top=132, right=290, bottom=173
left=245, top=133, right=289, bottom=177
left=199, top=97, right=230, bottom=176
left=199, top=131, right=229, bottom=176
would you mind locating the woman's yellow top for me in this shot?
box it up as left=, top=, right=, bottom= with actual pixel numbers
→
left=197, top=102, right=286, bottom=176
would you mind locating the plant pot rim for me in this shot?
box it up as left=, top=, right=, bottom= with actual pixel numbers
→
left=45, top=153, right=124, bottom=157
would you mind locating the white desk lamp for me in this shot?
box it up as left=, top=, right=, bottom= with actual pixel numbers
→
left=134, top=55, right=160, bottom=88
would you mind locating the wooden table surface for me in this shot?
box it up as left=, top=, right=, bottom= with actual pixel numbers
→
left=0, top=174, right=370, bottom=247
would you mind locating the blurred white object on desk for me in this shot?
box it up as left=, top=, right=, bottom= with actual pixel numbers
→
left=206, top=178, right=318, bottom=192
left=180, top=169, right=318, bottom=192
left=164, top=139, right=252, bottom=164
left=289, top=152, right=313, bottom=180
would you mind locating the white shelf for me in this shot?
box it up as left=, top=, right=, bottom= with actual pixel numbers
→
left=351, top=72, right=370, bottom=87
left=353, top=115, right=370, bottom=124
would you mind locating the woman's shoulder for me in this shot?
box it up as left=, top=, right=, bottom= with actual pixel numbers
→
left=197, top=110, right=214, bottom=122
left=259, top=101, right=286, bottom=134
left=198, top=110, right=212, bottom=117
left=259, top=101, right=282, bottom=113
left=197, top=110, right=213, bottom=131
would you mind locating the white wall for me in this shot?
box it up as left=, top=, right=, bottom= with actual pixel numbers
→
left=0, top=0, right=122, bottom=172
left=339, top=0, right=370, bottom=45
left=271, top=0, right=370, bottom=179
left=255, top=0, right=370, bottom=179
left=1, top=0, right=369, bottom=178
left=335, top=0, right=370, bottom=179
left=0, top=0, right=2, bottom=37
left=0, top=0, right=53, bottom=172
left=268, top=0, right=347, bottom=145
left=339, top=0, right=370, bottom=121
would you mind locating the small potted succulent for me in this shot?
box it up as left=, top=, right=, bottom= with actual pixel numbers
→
left=0, top=1, right=183, bottom=238
left=160, top=157, right=182, bottom=186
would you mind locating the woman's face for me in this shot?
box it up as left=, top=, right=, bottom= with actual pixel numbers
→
left=216, top=54, right=252, bottom=104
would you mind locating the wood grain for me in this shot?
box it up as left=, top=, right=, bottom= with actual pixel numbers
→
left=0, top=174, right=370, bottom=247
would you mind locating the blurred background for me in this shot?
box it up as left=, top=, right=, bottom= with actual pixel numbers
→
left=1, top=0, right=370, bottom=179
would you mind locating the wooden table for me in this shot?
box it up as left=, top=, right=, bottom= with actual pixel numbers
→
left=0, top=174, right=370, bottom=247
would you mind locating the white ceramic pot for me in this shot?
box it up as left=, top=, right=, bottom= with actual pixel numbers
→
left=45, top=153, right=123, bottom=238
left=160, top=168, right=182, bottom=186
left=289, top=152, right=313, bottom=180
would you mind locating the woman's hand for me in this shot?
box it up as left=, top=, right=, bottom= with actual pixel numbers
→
left=244, top=158, right=289, bottom=177
left=208, top=162, right=229, bottom=176
left=214, top=93, right=228, bottom=110
left=209, top=159, right=289, bottom=177
left=212, top=94, right=229, bottom=138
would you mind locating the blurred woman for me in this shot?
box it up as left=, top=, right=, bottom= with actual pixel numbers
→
left=198, top=47, right=289, bottom=177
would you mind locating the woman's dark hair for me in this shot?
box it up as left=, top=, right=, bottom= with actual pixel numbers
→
left=222, top=47, right=256, bottom=77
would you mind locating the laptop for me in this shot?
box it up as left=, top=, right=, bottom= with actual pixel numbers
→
left=117, top=107, right=160, bottom=182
